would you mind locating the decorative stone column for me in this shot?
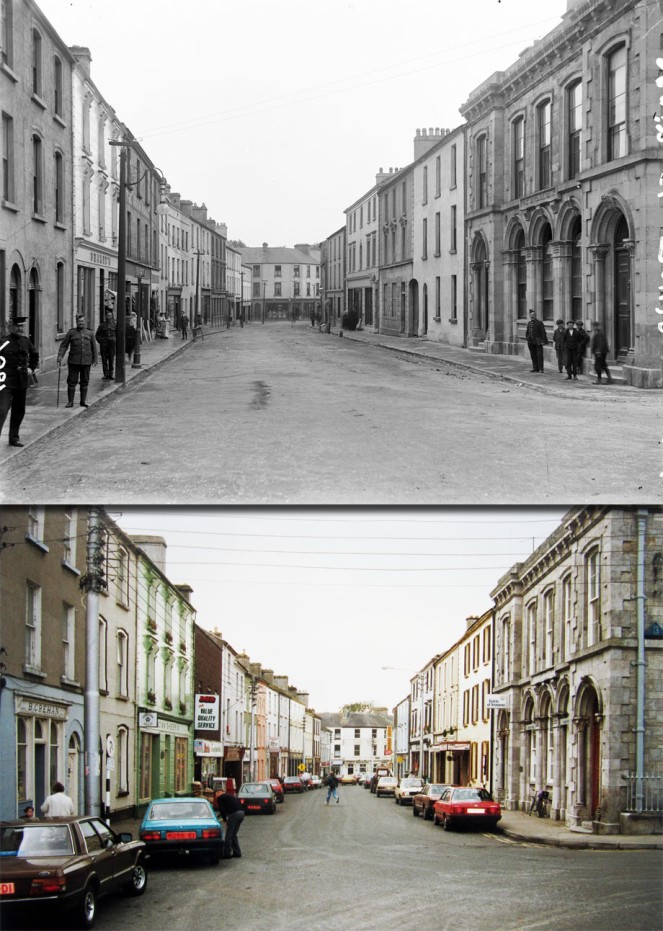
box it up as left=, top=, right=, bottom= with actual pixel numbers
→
left=523, top=245, right=542, bottom=315
left=550, top=240, right=572, bottom=323
left=588, top=243, right=609, bottom=327
left=502, top=250, right=518, bottom=349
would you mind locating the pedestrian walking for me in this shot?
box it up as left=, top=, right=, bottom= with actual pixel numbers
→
left=325, top=772, right=340, bottom=805
left=0, top=316, right=39, bottom=447
left=590, top=323, right=613, bottom=384
left=216, top=790, right=245, bottom=859
left=552, top=318, right=566, bottom=373
left=180, top=313, right=189, bottom=339
left=41, top=781, right=75, bottom=818
left=563, top=320, right=581, bottom=380
left=125, top=312, right=137, bottom=362
left=575, top=320, right=590, bottom=374
left=95, top=309, right=117, bottom=380
left=57, top=314, right=97, bottom=408
left=525, top=309, right=548, bottom=373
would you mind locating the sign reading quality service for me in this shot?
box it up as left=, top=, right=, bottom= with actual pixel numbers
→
left=195, top=694, right=220, bottom=731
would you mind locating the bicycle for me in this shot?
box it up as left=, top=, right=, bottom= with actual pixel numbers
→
left=529, top=789, right=550, bottom=817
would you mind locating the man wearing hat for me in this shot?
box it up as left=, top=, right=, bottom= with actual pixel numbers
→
left=57, top=313, right=97, bottom=407
left=552, top=319, right=566, bottom=373
left=525, top=309, right=548, bottom=373
left=95, top=308, right=117, bottom=380
left=0, top=316, right=39, bottom=447
left=563, top=320, right=581, bottom=380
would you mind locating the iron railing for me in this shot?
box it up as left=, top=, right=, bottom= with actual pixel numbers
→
left=624, top=773, right=663, bottom=812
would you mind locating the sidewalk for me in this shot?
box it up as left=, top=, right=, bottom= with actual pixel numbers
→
left=0, top=323, right=229, bottom=466
left=329, top=325, right=647, bottom=399
left=107, top=808, right=661, bottom=851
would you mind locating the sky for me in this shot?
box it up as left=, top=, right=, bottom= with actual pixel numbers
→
left=37, top=0, right=569, bottom=246
left=114, top=506, right=568, bottom=713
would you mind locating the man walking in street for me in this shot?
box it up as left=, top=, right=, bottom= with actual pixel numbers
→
left=326, top=771, right=340, bottom=805
left=0, top=316, right=39, bottom=447
left=180, top=313, right=189, bottom=339
left=563, top=320, right=581, bottom=380
left=575, top=320, right=590, bottom=374
left=216, top=790, right=245, bottom=859
left=95, top=308, right=117, bottom=380
left=590, top=323, right=613, bottom=384
left=57, top=313, right=98, bottom=407
left=525, top=309, right=548, bottom=373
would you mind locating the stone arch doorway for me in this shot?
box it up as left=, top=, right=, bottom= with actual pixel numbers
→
left=9, top=264, right=22, bottom=325
left=575, top=680, right=602, bottom=820
left=408, top=279, right=419, bottom=336
left=422, top=283, right=428, bottom=335
left=613, top=214, right=632, bottom=360
left=590, top=196, right=634, bottom=362
left=471, top=235, right=489, bottom=338
left=28, top=267, right=40, bottom=349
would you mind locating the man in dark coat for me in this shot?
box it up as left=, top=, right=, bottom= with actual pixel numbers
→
left=552, top=319, right=566, bottom=373
left=0, top=316, right=39, bottom=447
left=575, top=321, right=590, bottom=374
left=95, top=309, right=117, bottom=380
left=590, top=323, right=613, bottom=384
left=563, top=320, right=581, bottom=380
left=57, top=313, right=98, bottom=407
left=215, top=791, right=245, bottom=859
left=525, top=309, right=548, bottom=373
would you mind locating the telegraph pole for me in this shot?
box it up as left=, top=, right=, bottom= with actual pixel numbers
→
left=249, top=678, right=258, bottom=781
left=82, top=507, right=105, bottom=816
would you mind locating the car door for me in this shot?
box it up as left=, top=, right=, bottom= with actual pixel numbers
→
left=78, top=818, right=118, bottom=893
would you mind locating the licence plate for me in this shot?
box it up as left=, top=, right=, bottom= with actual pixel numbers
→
left=467, top=808, right=484, bottom=814
left=166, top=831, right=196, bottom=840
left=247, top=805, right=261, bottom=810
left=0, top=883, right=15, bottom=895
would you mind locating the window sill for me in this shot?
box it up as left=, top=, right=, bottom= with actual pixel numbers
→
left=60, top=676, right=81, bottom=688
left=448, top=317, right=458, bottom=325
left=115, top=600, right=130, bottom=611
left=434, top=192, right=441, bottom=199
left=2, top=200, right=19, bottom=213
left=1, top=62, right=18, bottom=83
left=115, top=694, right=130, bottom=702
left=433, top=251, right=441, bottom=258
left=54, top=221, right=67, bottom=231
left=32, top=213, right=47, bottom=225
left=31, top=92, right=47, bottom=110
left=62, top=560, right=81, bottom=576
left=53, top=114, right=66, bottom=129
left=449, top=248, right=457, bottom=255
left=23, top=665, right=46, bottom=679
left=433, top=316, right=441, bottom=322
left=26, top=534, right=49, bottom=553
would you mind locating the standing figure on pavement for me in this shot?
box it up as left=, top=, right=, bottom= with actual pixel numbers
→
left=216, top=791, right=245, bottom=859
left=325, top=771, right=340, bottom=805
left=58, top=314, right=97, bottom=407
left=95, top=309, right=117, bottom=380
left=575, top=321, right=590, bottom=374
left=0, top=316, right=39, bottom=447
left=41, top=781, right=75, bottom=818
left=563, top=320, right=580, bottom=380
left=525, top=309, right=548, bottom=373
left=180, top=313, right=189, bottom=339
left=553, top=319, right=566, bottom=373
left=125, top=312, right=137, bottom=362
left=590, top=323, right=613, bottom=384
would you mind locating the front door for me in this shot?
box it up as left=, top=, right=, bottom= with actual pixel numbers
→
left=614, top=247, right=631, bottom=360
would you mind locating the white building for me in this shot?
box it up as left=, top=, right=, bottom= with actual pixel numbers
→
left=320, top=711, right=393, bottom=777
left=345, top=178, right=383, bottom=330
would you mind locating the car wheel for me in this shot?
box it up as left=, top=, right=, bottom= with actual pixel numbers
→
left=442, top=815, right=452, bottom=831
left=423, top=806, right=432, bottom=821
left=433, top=811, right=439, bottom=825
left=126, top=858, right=148, bottom=895
left=412, top=804, right=419, bottom=817
left=75, top=883, right=97, bottom=930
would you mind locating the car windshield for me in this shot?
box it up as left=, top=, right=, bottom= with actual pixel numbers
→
left=148, top=801, right=212, bottom=820
left=451, top=788, right=492, bottom=802
left=240, top=784, right=271, bottom=796
left=0, top=825, right=74, bottom=857
left=402, top=779, right=423, bottom=787
left=379, top=778, right=397, bottom=785
left=284, top=778, right=300, bottom=783
left=427, top=784, right=448, bottom=794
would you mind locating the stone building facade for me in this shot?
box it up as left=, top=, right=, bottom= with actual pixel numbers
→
left=321, top=227, right=346, bottom=326
left=240, top=243, right=321, bottom=323
left=377, top=164, right=415, bottom=336
left=345, top=181, right=381, bottom=330
left=1, top=0, right=74, bottom=371
left=460, top=0, right=662, bottom=387
left=490, top=506, right=663, bottom=833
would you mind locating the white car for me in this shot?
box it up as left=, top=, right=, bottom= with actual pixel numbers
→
left=375, top=776, right=398, bottom=798
left=309, top=775, right=322, bottom=789
left=394, top=776, right=425, bottom=805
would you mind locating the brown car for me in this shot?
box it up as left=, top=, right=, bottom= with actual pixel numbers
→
left=412, top=783, right=454, bottom=820
left=0, top=816, right=147, bottom=929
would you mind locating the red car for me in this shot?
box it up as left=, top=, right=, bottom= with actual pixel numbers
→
left=412, top=783, right=453, bottom=820
left=433, top=786, right=501, bottom=831
left=269, top=779, right=285, bottom=803
left=282, top=776, right=305, bottom=794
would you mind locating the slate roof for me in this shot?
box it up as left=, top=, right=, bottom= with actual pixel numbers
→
left=238, top=246, right=321, bottom=265
left=320, top=711, right=394, bottom=729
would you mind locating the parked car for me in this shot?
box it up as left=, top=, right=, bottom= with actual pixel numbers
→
left=268, top=778, right=285, bottom=802
left=309, top=775, right=322, bottom=789
left=237, top=782, right=277, bottom=814
left=432, top=786, right=502, bottom=831
left=282, top=776, right=305, bottom=794
left=370, top=767, right=392, bottom=793
left=412, top=783, right=453, bottom=820
left=394, top=776, right=425, bottom=805
left=375, top=776, right=398, bottom=798
left=363, top=773, right=374, bottom=790
left=139, top=797, right=223, bottom=863
left=340, top=774, right=358, bottom=785
left=0, top=815, right=147, bottom=929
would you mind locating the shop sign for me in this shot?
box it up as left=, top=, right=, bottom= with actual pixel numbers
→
left=194, top=739, right=223, bottom=756
left=15, top=696, right=68, bottom=719
left=139, top=712, right=158, bottom=728
left=194, top=694, right=219, bottom=731
left=158, top=718, right=189, bottom=736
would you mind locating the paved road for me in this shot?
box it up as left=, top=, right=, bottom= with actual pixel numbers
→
left=60, top=787, right=663, bottom=931
left=1, top=325, right=660, bottom=504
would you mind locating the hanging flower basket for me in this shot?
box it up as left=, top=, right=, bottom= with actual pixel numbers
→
left=147, top=618, right=157, bottom=633
left=164, top=697, right=173, bottom=711
left=147, top=690, right=157, bottom=704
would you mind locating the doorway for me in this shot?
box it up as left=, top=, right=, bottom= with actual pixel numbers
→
left=614, top=216, right=631, bottom=360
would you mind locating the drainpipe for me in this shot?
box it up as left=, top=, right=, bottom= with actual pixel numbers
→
left=83, top=507, right=102, bottom=817
left=635, top=509, right=647, bottom=812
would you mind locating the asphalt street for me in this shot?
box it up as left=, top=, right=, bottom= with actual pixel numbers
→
left=1, top=324, right=660, bottom=504
left=34, top=786, right=663, bottom=931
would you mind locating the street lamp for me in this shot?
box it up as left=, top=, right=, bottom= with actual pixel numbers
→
left=109, top=136, right=167, bottom=384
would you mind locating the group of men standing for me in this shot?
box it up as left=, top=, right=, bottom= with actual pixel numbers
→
left=526, top=310, right=613, bottom=383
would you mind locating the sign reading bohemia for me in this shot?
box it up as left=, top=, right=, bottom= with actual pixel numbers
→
left=195, top=694, right=220, bottom=731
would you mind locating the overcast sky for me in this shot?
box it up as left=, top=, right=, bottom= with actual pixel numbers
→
left=114, top=507, right=568, bottom=713
left=38, top=0, right=568, bottom=246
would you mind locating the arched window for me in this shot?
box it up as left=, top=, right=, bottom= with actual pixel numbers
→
left=32, top=134, right=43, bottom=214
left=54, top=55, right=63, bottom=116
left=31, top=28, right=42, bottom=96
left=117, top=630, right=128, bottom=697
left=515, top=229, right=527, bottom=319
left=543, top=589, right=554, bottom=668
left=541, top=225, right=554, bottom=321
left=570, top=216, right=582, bottom=319
left=99, top=617, right=108, bottom=692
left=567, top=81, right=582, bottom=178
left=476, top=135, right=487, bottom=208
left=117, top=726, right=129, bottom=794
left=607, top=45, right=626, bottom=160
left=537, top=100, right=552, bottom=189
left=585, top=548, right=601, bottom=647
left=501, top=616, right=511, bottom=682
left=562, top=574, right=573, bottom=660
left=526, top=601, right=537, bottom=675
left=513, top=117, right=525, bottom=198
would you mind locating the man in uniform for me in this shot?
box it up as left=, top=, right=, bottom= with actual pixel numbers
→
left=95, top=308, right=117, bottom=380
left=0, top=316, right=39, bottom=447
left=57, top=313, right=98, bottom=407
left=525, top=309, right=548, bottom=373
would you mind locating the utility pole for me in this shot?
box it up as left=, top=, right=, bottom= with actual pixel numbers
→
left=82, top=507, right=105, bottom=816
left=249, top=678, right=258, bottom=781
left=194, top=249, right=203, bottom=326
left=114, top=144, right=127, bottom=383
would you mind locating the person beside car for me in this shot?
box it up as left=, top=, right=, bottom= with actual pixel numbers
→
left=40, top=782, right=75, bottom=817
